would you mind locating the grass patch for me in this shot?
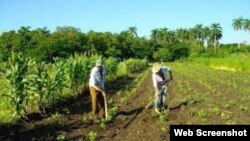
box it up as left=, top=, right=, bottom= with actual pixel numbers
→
left=191, top=54, right=250, bottom=72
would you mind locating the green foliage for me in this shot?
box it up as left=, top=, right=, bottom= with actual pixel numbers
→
left=0, top=25, right=249, bottom=62
left=47, top=112, right=63, bottom=123
left=0, top=51, right=150, bottom=122
left=124, top=58, right=148, bottom=74
left=153, top=47, right=170, bottom=61
left=3, top=53, right=32, bottom=118
left=191, top=54, right=250, bottom=72
left=153, top=43, right=190, bottom=61
left=56, top=132, right=67, bottom=141
left=88, top=131, right=97, bottom=141
left=104, top=58, right=119, bottom=80
left=99, top=118, right=106, bottom=129
left=116, top=58, right=148, bottom=76
left=197, top=109, right=208, bottom=118
left=107, top=98, right=118, bottom=122
left=65, top=55, right=94, bottom=94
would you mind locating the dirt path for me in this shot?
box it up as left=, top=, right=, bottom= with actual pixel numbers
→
left=98, top=68, right=190, bottom=141
left=99, top=70, right=164, bottom=141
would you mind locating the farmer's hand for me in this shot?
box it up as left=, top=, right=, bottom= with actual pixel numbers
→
left=102, top=91, right=107, bottom=97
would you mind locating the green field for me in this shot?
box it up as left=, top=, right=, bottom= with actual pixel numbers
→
left=168, top=59, right=250, bottom=124
left=0, top=55, right=250, bottom=140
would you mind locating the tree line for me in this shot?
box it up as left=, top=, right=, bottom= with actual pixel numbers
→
left=0, top=17, right=249, bottom=62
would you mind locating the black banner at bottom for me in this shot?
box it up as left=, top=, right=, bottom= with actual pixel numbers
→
left=170, top=125, right=250, bottom=141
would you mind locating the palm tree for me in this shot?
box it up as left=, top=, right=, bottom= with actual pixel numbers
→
left=151, top=28, right=170, bottom=43
left=128, top=26, right=138, bottom=37
left=194, top=24, right=205, bottom=46
left=203, top=26, right=210, bottom=52
left=18, top=26, right=31, bottom=35
left=176, top=28, right=186, bottom=42
left=232, top=17, right=244, bottom=48
left=151, top=29, right=161, bottom=42
left=243, top=19, right=250, bottom=32
left=210, top=23, right=222, bottom=55
left=159, top=28, right=168, bottom=41
left=232, top=17, right=244, bottom=30
left=167, top=30, right=177, bottom=43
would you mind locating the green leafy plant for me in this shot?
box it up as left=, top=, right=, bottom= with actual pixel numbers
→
left=47, top=112, right=63, bottom=123
left=88, top=131, right=97, bottom=141
left=3, top=52, right=32, bottom=118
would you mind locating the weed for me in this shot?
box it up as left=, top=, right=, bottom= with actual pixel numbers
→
left=56, top=132, right=66, bottom=141
left=99, top=118, right=106, bottom=129
left=211, top=106, right=221, bottom=115
left=88, top=131, right=97, bottom=141
left=197, top=109, right=208, bottom=118
left=47, top=112, right=63, bottom=123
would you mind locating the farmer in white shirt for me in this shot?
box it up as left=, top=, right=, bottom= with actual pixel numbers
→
left=89, top=59, right=107, bottom=121
left=152, top=63, right=173, bottom=114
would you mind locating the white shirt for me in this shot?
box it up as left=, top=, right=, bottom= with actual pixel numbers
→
left=152, top=66, right=170, bottom=88
left=89, top=66, right=106, bottom=89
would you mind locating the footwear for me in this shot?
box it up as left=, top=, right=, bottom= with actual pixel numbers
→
left=155, top=108, right=162, bottom=114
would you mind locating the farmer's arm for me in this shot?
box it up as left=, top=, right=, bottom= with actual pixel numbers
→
left=152, top=74, right=161, bottom=95
left=91, top=69, right=105, bottom=93
left=92, top=84, right=105, bottom=93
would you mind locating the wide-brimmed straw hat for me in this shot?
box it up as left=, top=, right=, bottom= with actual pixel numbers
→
left=95, top=59, right=103, bottom=67
left=152, top=63, right=162, bottom=73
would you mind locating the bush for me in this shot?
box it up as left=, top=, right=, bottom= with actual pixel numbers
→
left=153, top=47, right=170, bottom=61
left=153, top=43, right=190, bottom=61
left=117, top=58, right=148, bottom=76
left=125, top=58, right=148, bottom=73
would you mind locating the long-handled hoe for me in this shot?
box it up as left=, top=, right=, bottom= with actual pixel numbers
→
left=103, top=92, right=108, bottom=120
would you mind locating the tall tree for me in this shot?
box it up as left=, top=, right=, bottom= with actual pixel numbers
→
left=151, top=29, right=162, bottom=43
left=232, top=17, right=244, bottom=48
left=210, top=23, right=222, bottom=55
left=243, top=19, right=250, bottom=32
left=176, top=28, right=189, bottom=43
left=17, top=26, right=32, bottom=52
left=203, top=26, right=211, bottom=52
left=232, top=17, right=244, bottom=30
left=194, top=24, right=205, bottom=45
left=128, top=26, right=138, bottom=37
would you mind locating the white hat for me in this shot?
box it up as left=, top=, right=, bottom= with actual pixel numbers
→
left=152, top=63, right=162, bottom=73
left=95, top=59, right=103, bottom=67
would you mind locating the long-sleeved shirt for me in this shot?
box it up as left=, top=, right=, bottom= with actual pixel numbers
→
left=89, top=66, right=106, bottom=89
left=152, top=66, right=170, bottom=88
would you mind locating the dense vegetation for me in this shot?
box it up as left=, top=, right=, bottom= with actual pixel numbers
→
left=1, top=18, right=249, bottom=62
left=0, top=53, right=148, bottom=122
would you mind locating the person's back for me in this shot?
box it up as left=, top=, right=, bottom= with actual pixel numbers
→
left=152, top=63, right=173, bottom=114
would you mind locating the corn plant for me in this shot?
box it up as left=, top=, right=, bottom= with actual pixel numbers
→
left=28, top=61, right=47, bottom=112
left=65, top=55, right=93, bottom=94
left=104, top=58, right=118, bottom=81
left=28, top=60, right=67, bottom=110
left=3, top=53, right=32, bottom=118
left=48, top=60, right=67, bottom=103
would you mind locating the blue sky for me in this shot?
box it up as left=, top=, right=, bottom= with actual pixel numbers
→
left=0, top=0, right=250, bottom=43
